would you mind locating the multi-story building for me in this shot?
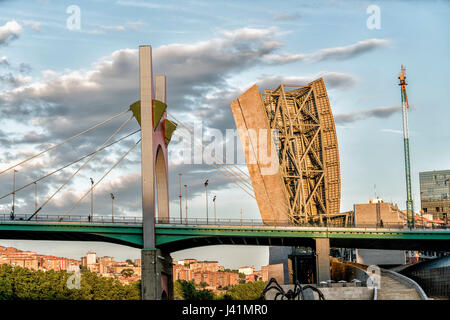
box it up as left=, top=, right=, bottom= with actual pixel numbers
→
left=420, top=169, right=450, bottom=221
left=172, top=259, right=240, bottom=290
left=238, top=266, right=255, bottom=276
left=0, top=246, right=81, bottom=272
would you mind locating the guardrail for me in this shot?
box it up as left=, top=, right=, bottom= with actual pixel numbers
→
left=1, top=213, right=449, bottom=230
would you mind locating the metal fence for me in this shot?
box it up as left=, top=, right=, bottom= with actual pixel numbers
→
left=0, top=213, right=448, bottom=230
left=403, top=267, right=450, bottom=298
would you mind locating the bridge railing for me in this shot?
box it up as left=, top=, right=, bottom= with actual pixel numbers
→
left=1, top=214, right=448, bottom=230
left=0, top=213, right=143, bottom=224
left=154, top=218, right=448, bottom=230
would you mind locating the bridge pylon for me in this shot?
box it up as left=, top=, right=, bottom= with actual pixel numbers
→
left=137, top=45, right=175, bottom=300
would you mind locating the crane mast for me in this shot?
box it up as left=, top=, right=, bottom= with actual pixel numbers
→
left=399, top=65, right=415, bottom=228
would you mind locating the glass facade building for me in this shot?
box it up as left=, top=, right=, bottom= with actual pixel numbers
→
left=419, top=169, right=450, bottom=220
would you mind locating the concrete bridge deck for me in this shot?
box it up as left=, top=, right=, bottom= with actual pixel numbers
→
left=0, top=217, right=449, bottom=252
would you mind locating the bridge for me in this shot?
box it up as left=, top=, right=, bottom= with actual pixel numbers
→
left=1, top=215, right=449, bottom=252
left=1, top=45, right=449, bottom=300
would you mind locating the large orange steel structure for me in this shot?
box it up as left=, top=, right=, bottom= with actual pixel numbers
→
left=231, top=78, right=344, bottom=225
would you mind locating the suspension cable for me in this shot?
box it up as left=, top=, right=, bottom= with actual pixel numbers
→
left=173, top=128, right=254, bottom=193
left=58, top=139, right=141, bottom=221
left=27, top=114, right=134, bottom=220
left=166, top=111, right=252, bottom=181
left=168, top=114, right=253, bottom=189
left=173, top=130, right=255, bottom=199
left=170, top=115, right=291, bottom=222
left=175, top=126, right=254, bottom=190
left=0, top=109, right=130, bottom=176
left=0, top=129, right=140, bottom=201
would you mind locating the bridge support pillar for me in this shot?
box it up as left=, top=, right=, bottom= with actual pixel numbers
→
left=141, top=248, right=173, bottom=300
left=314, top=238, right=331, bottom=283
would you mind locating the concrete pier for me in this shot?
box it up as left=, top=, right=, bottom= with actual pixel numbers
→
left=141, top=248, right=173, bottom=300
left=315, top=238, right=331, bottom=283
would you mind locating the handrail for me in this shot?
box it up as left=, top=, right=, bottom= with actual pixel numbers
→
left=0, top=213, right=449, bottom=230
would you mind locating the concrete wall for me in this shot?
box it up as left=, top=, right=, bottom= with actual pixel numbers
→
left=356, top=249, right=406, bottom=266
left=264, top=284, right=374, bottom=300
left=331, top=259, right=370, bottom=284
left=266, top=264, right=285, bottom=285
left=268, top=246, right=292, bottom=284
left=354, top=202, right=403, bottom=226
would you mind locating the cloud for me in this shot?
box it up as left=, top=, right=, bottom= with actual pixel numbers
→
left=334, top=105, right=401, bottom=124
left=100, top=25, right=126, bottom=31
left=0, top=20, right=22, bottom=45
left=0, top=56, right=9, bottom=67
left=0, top=27, right=367, bottom=217
left=265, top=38, right=391, bottom=64
left=380, top=128, right=403, bottom=135
left=255, top=72, right=357, bottom=91
left=273, top=13, right=301, bottom=21
left=23, top=20, right=41, bottom=32
left=91, top=21, right=146, bottom=34
left=0, top=72, right=32, bottom=87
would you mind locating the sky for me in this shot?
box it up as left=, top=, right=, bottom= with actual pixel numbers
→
left=0, top=0, right=449, bottom=269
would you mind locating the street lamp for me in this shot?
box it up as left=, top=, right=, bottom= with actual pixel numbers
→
left=213, top=195, right=216, bottom=224
left=89, top=178, right=94, bottom=222
left=34, top=182, right=38, bottom=219
left=178, top=173, right=183, bottom=223
left=11, top=169, right=17, bottom=221
left=184, top=184, right=188, bottom=224
left=204, top=179, right=209, bottom=224
left=110, top=193, right=115, bottom=223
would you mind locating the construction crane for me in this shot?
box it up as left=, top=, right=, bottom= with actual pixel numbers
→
left=398, top=65, right=415, bottom=228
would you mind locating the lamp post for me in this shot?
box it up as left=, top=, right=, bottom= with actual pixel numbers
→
left=178, top=173, right=183, bottom=223
left=90, top=178, right=94, bottom=222
left=34, top=182, right=38, bottom=220
left=110, top=193, right=115, bottom=223
left=11, top=169, right=17, bottom=221
left=184, top=184, right=188, bottom=224
left=213, top=195, right=216, bottom=224
left=204, top=179, right=209, bottom=224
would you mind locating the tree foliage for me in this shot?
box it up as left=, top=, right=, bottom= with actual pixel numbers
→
left=0, top=264, right=140, bottom=300
left=175, top=280, right=215, bottom=300
left=173, top=280, right=267, bottom=300
left=225, top=281, right=267, bottom=300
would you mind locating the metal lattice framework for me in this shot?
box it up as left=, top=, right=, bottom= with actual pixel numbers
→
left=261, top=79, right=341, bottom=224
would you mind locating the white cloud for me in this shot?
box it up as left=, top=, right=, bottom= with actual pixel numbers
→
left=0, top=20, right=22, bottom=45
left=334, top=105, right=401, bottom=124
left=23, top=20, right=41, bottom=32
left=0, top=56, right=9, bottom=66
left=100, top=25, right=126, bottom=31
left=265, top=38, right=391, bottom=64
left=273, top=13, right=301, bottom=21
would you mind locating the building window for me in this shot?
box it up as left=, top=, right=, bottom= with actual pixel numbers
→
left=423, top=208, right=427, bottom=213
left=436, top=207, right=440, bottom=212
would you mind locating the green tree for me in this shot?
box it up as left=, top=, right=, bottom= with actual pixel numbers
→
left=173, top=280, right=184, bottom=300
left=0, top=265, right=140, bottom=300
left=120, top=268, right=135, bottom=278
left=125, top=259, right=134, bottom=266
left=176, top=280, right=216, bottom=300
left=225, top=281, right=267, bottom=300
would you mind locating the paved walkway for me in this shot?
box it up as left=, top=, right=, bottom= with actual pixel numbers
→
left=377, top=270, right=421, bottom=300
